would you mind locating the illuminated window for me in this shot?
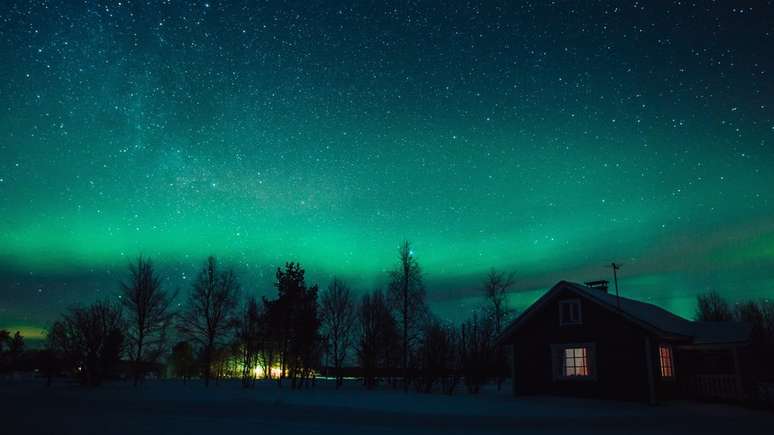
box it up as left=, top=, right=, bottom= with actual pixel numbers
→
left=659, top=344, right=674, bottom=378
left=552, top=343, right=595, bottom=380
left=559, top=300, right=582, bottom=325
left=563, top=347, right=589, bottom=377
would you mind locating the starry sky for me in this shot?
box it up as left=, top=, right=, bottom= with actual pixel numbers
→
left=1, top=1, right=773, bottom=340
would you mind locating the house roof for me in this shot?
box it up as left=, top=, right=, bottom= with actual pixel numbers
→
left=498, top=280, right=751, bottom=346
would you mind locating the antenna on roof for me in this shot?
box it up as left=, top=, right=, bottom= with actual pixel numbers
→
left=606, top=262, right=623, bottom=309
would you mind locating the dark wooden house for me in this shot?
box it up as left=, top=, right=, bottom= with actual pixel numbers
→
left=497, top=281, right=752, bottom=403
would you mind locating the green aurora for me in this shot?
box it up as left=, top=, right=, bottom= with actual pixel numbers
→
left=1, top=1, right=773, bottom=336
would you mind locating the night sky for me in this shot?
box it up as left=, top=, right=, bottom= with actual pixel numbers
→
left=2, top=1, right=773, bottom=340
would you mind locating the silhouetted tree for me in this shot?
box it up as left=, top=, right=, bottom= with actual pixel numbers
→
left=483, top=269, right=515, bottom=334
left=482, top=268, right=515, bottom=390
left=695, top=291, right=733, bottom=321
left=211, top=341, right=240, bottom=381
left=0, top=330, right=23, bottom=374
left=264, top=262, right=322, bottom=388
left=292, top=283, right=322, bottom=388
left=274, top=262, right=303, bottom=382
left=459, top=312, right=495, bottom=394
left=169, top=341, right=196, bottom=381
left=735, top=300, right=774, bottom=336
left=320, top=278, right=357, bottom=388
left=259, top=297, right=282, bottom=379
left=357, top=289, right=399, bottom=389
left=8, top=331, right=24, bottom=370
left=120, top=256, right=177, bottom=386
left=237, top=297, right=262, bottom=387
left=177, top=256, right=240, bottom=386
left=48, top=300, right=125, bottom=386
left=416, top=318, right=458, bottom=394
left=387, top=241, right=428, bottom=392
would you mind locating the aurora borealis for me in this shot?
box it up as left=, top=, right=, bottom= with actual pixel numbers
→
left=1, top=1, right=773, bottom=338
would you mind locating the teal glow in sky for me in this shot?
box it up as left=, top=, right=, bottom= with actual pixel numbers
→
left=1, top=1, right=773, bottom=333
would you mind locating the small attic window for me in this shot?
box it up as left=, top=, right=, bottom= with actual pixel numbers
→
left=559, top=299, right=582, bottom=325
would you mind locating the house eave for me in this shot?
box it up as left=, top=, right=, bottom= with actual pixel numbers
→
left=496, top=280, right=694, bottom=346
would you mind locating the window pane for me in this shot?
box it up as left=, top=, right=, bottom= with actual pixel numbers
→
left=562, top=346, right=590, bottom=377
left=658, top=345, right=673, bottom=378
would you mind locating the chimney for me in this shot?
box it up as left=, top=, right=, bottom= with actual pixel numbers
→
left=585, top=280, right=609, bottom=293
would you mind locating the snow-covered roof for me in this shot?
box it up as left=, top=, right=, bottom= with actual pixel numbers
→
left=499, top=281, right=751, bottom=345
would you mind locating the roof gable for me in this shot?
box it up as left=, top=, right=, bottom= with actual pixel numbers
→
left=497, top=281, right=751, bottom=345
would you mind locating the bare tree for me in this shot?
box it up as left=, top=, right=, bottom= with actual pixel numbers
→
left=416, top=318, right=458, bottom=394
left=237, top=297, right=262, bottom=388
left=387, top=240, right=428, bottom=392
left=120, top=256, right=177, bottom=386
left=357, top=289, right=398, bottom=389
left=48, top=300, right=125, bottom=386
left=288, top=282, right=322, bottom=389
left=459, top=312, right=495, bottom=394
left=482, top=268, right=515, bottom=390
left=259, top=297, right=281, bottom=380
left=0, top=331, right=25, bottom=373
left=482, top=268, right=515, bottom=334
left=177, top=256, right=240, bottom=386
left=737, top=300, right=774, bottom=341
left=320, top=278, right=357, bottom=388
left=695, top=291, right=733, bottom=321
left=9, top=331, right=24, bottom=364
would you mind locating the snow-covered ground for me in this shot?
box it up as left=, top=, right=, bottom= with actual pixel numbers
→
left=1, top=379, right=771, bottom=434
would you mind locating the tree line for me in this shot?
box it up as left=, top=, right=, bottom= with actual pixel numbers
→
left=5, top=262, right=773, bottom=393
left=28, top=241, right=514, bottom=394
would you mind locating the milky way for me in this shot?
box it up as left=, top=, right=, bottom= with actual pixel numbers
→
left=1, top=1, right=773, bottom=337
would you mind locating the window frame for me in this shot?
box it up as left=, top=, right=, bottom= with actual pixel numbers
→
left=551, top=342, right=597, bottom=381
left=658, top=343, right=675, bottom=379
left=558, top=299, right=583, bottom=326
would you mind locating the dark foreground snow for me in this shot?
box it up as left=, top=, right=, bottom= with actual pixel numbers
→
left=1, top=379, right=772, bottom=435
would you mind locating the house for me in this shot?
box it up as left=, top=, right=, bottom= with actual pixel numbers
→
left=497, top=280, right=752, bottom=403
